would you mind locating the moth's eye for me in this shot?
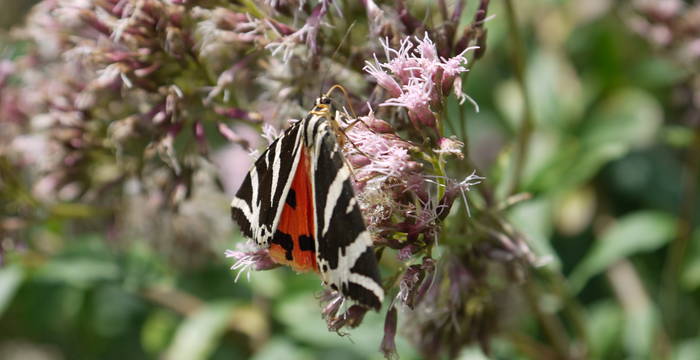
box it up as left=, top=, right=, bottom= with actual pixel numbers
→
left=321, top=97, right=332, bottom=105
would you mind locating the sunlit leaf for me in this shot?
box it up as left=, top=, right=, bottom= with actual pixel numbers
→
left=587, top=301, right=623, bottom=358
left=164, top=301, right=235, bottom=360
left=674, top=337, right=700, bottom=360
left=0, top=265, right=23, bottom=316
left=630, top=56, right=687, bottom=88
left=142, top=310, right=180, bottom=355
left=524, top=88, right=662, bottom=193
left=569, top=211, right=676, bottom=292
left=35, top=258, right=120, bottom=288
left=581, top=89, right=662, bottom=149
left=663, top=125, right=695, bottom=148
left=274, top=294, right=418, bottom=359
left=526, top=50, right=584, bottom=129
left=681, top=230, right=700, bottom=291
left=623, top=298, right=658, bottom=358
left=457, top=346, right=491, bottom=360
left=251, top=338, right=313, bottom=360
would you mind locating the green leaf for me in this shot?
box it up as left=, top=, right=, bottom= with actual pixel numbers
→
left=494, top=80, right=522, bottom=132
left=274, top=293, right=418, bottom=359
left=0, top=265, right=23, bottom=316
left=91, top=285, right=143, bottom=337
left=581, top=88, right=662, bottom=150
left=681, top=230, right=700, bottom=290
left=674, top=337, right=700, bottom=360
left=587, top=301, right=623, bottom=358
left=526, top=50, right=584, bottom=129
left=622, top=300, right=657, bottom=359
left=35, top=258, right=120, bottom=288
left=142, top=310, right=180, bottom=355
left=164, top=301, right=235, bottom=360
left=251, top=338, right=313, bottom=360
left=457, top=347, right=491, bottom=360
left=275, top=293, right=355, bottom=348
left=524, top=88, right=662, bottom=193
left=663, top=125, right=696, bottom=148
left=630, top=56, right=687, bottom=88
left=569, top=211, right=676, bottom=292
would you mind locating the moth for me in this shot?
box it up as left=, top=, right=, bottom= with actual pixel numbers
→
left=230, top=86, right=384, bottom=310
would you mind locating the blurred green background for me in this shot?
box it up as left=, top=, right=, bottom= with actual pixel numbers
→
left=1, top=0, right=699, bottom=359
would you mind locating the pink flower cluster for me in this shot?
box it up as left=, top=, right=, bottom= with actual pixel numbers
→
left=364, top=33, right=478, bottom=128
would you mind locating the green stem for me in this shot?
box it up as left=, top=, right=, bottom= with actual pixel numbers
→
left=238, top=0, right=266, bottom=19
left=504, top=0, right=534, bottom=196
left=661, top=126, right=700, bottom=339
left=544, top=269, right=591, bottom=358
left=523, top=278, right=573, bottom=358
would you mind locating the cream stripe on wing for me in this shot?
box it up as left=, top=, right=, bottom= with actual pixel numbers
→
left=268, top=136, right=284, bottom=205
left=348, top=273, right=384, bottom=301
left=341, top=231, right=373, bottom=266
left=230, top=196, right=252, bottom=220
left=321, top=165, right=351, bottom=237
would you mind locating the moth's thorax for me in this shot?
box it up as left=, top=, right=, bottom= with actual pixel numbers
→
left=302, top=97, right=335, bottom=149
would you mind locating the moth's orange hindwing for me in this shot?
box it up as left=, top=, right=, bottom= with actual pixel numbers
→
left=268, top=150, right=318, bottom=272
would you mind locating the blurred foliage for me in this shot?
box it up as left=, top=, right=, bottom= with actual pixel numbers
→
left=2, top=0, right=700, bottom=359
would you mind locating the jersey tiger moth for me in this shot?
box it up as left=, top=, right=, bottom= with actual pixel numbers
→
left=230, top=86, right=384, bottom=310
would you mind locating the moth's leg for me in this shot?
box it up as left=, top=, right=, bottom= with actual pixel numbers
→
left=333, top=112, right=373, bottom=161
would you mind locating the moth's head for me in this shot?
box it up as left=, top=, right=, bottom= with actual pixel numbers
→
left=315, top=96, right=332, bottom=106
left=312, top=95, right=333, bottom=114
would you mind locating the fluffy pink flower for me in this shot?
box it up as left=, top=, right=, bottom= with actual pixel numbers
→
left=265, top=3, right=327, bottom=62
left=343, top=110, right=415, bottom=182
left=416, top=33, right=438, bottom=62
left=380, top=37, right=420, bottom=84
left=363, top=55, right=402, bottom=97
left=381, top=76, right=436, bottom=127
left=0, top=60, right=15, bottom=88
left=225, top=241, right=279, bottom=282
left=365, top=33, right=479, bottom=127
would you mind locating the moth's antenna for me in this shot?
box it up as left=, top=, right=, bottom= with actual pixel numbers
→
left=325, top=84, right=357, bottom=119
left=319, top=20, right=357, bottom=94
left=331, top=20, right=356, bottom=64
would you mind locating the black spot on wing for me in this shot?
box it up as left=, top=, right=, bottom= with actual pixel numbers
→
left=298, top=235, right=315, bottom=252
left=286, top=189, right=297, bottom=209
left=272, top=231, right=294, bottom=261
